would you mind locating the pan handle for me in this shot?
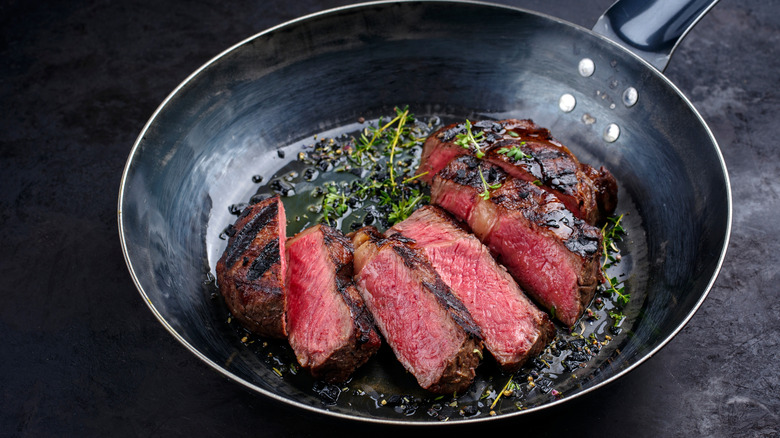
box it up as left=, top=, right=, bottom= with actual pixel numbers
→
left=592, top=0, right=720, bottom=72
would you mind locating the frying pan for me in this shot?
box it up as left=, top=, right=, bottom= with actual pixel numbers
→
left=118, top=0, right=731, bottom=425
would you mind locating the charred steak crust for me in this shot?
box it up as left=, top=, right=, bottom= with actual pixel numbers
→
left=431, top=156, right=603, bottom=327
left=437, top=155, right=600, bottom=256
left=285, top=225, right=381, bottom=383
left=428, top=340, right=482, bottom=395
left=490, top=176, right=601, bottom=260
left=320, top=226, right=380, bottom=346
left=351, top=226, right=483, bottom=394
left=246, top=239, right=280, bottom=281
left=354, top=228, right=483, bottom=340
left=389, top=205, right=556, bottom=372
left=438, top=154, right=508, bottom=191
left=418, top=119, right=618, bottom=224
left=492, top=177, right=602, bottom=323
left=223, top=200, right=279, bottom=268
left=216, top=196, right=287, bottom=339
left=389, top=243, right=482, bottom=339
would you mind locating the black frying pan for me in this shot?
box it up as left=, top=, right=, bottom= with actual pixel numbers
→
left=118, top=0, right=731, bottom=425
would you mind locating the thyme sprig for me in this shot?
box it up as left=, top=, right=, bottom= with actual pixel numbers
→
left=478, top=166, right=502, bottom=200
left=601, top=214, right=626, bottom=269
left=600, top=214, right=629, bottom=321
left=497, top=142, right=532, bottom=161
left=320, top=183, right=350, bottom=226
left=490, top=376, right=521, bottom=410
left=315, top=106, right=432, bottom=227
left=454, top=119, right=486, bottom=158
left=381, top=188, right=427, bottom=225
left=608, top=310, right=626, bottom=327
left=352, top=107, right=424, bottom=166
left=385, top=107, right=410, bottom=187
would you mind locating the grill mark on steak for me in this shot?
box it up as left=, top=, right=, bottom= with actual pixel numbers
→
left=223, top=200, right=278, bottom=268
left=487, top=169, right=601, bottom=259
left=444, top=154, right=508, bottom=190
left=418, top=118, right=618, bottom=224
left=431, top=157, right=603, bottom=327
left=351, top=226, right=482, bottom=394
left=391, top=239, right=482, bottom=339
left=246, top=239, right=280, bottom=281
left=321, top=226, right=379, bottom=346
left=420, top=279, right=482, bottom=339
left=216, top=196, right=286, bottom=339
left=285, top=224, right=381, bottom=383
left=388, top=206, right=556, bottom=371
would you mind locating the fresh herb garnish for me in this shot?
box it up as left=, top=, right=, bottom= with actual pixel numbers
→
left=608, top=310, right=626, bottom=328
left=497, top=142, right=531, bottom=161
left=352, top=106, right=423, bottom=167
left=314, top=106, right=432, bottom=227
left=454, top=119, right=486, bottom=158
left=601, top=214, right=626, bottom=265
left=600, top=214, right=629, bottom=320
left=490, top=376, right=522, bottom=410
left=478, top=166, right=502, bottom=200
left=320, top=183, right=349, bottom=225
left=381, top=187, right=427, bottom=225
left=385, top=107, right=410, bottom=187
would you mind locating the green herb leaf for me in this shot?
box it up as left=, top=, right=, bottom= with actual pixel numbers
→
left=454, top=119, right=486, bottom=158
left=478, top=166, right=502, bottom=200
left=382, top=188, right=429, bottom=225
left=600, top=214, right=630, bottom=306
left=315, top=106, right=431, bottom=227
left=497, top=143, right=531, bottom=161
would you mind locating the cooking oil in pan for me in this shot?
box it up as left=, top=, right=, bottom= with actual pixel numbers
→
left=209, top=110, right=644, bottom=420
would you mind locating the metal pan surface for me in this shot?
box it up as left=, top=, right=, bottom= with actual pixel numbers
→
left=118, top=0, right=731, bottom=424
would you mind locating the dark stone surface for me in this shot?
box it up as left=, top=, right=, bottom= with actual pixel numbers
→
left=1, top=0, right=777, bottom=436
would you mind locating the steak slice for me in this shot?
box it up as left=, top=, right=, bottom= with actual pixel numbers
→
left=388, top=206, right=555, bottom=372
left=417, top=119, right=617, bottom=224
left=431, top=156, right=603, bottom=327
left=216, top=195, right=287, bottom=339
left=285, top=224, right=381, bottom=383
left=351, top=226, right=483, bottom=394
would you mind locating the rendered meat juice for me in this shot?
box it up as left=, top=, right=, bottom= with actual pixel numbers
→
left=208, top=110, right=642, bottom=420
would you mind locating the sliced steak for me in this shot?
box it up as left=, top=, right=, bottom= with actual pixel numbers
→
left=216, top=195, right=287, bottom=339
left=351, top=226, right=483, bottom=394
left=418, top=119, right=617, bottom=224
left=431, top=156, right=603, bottom=327
left=388, top=206, right=555, bottom=372
left=285, top=224, right=381, bottom=383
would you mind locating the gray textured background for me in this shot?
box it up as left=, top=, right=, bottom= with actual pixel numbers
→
left=1, top=0, right=778, bottom=436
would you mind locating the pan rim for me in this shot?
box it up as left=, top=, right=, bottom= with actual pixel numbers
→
left=117, top=0, right=732, bottom=425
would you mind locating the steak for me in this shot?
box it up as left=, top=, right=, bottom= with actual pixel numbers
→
left=216, top=195, right=287, bottom=339
left=388, top=206, right=555, bottom=372
left=351, top=226, right=483, bottom=394
left=431, top=156, right=603, bottom=327
left=285, top=224, right=381, bottom=383
left=417, top=119, right=618, bottom=225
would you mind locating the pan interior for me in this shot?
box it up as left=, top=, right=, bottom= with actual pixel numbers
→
left=119, top=1, right=729, bottom=424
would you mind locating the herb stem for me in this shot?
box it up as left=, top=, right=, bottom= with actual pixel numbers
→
left=368, top=112, right=404, bottom=149
left=478, top=166, right=501, bottom=200
left=491, top=377, right=514, bottom=410
left=600, top=213, right=630, bottom=308
left=401, top=171, right=428, bottom=185
left=455, top=120, right=486, bottom=158
left=388, top=108, right=409, bottom=188
left=316, top=107, right=432, bottom=227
